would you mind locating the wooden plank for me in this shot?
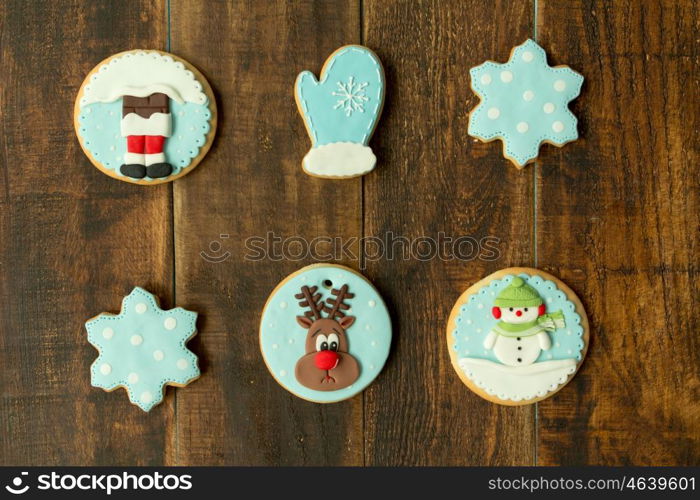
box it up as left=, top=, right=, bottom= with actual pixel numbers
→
left=362, top=0, right=537, bottom=465
left=536, top=0, right=700, bottom=465
left=169, top=0, right=364, bottom=465
left=0, top=1, right=172, bottom=464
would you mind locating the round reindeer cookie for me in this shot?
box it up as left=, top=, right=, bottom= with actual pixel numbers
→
left=74, top=50, right=217, bottom=184
left=260, top=264, right=391, bottom=403
left=447, top=267, right=589, bottom=405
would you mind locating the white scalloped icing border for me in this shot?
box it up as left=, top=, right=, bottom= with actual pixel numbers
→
left=79, top=51, right=207, bottom=107
left=457, top=358, right=577, bottom=402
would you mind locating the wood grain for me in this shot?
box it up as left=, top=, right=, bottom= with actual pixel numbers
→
left=169, top=0, right=364, bottom=465
left=361, top=0, right=537, bottom=465
left=0, top=0, right=173, bottom=465
left=535, top=0, right=700, bottom=465
left=0, top=0, right=697, bottom=466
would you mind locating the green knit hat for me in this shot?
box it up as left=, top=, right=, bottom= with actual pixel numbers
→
left=494, top=277, right=543, bottom=307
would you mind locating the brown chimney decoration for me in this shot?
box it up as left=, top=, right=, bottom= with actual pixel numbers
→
left=294, top=284, right=360, bottom=390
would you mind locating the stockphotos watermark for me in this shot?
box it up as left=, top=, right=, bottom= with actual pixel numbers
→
left=3, top=470, right=192, bottom=495
left=200, top=231, right=501, bottom=268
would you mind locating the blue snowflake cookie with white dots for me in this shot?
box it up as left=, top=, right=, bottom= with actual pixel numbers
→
left=468, top=39, right=584, bottom=168
left=86, top=287, right=200, bottom=411
left=260, top=264, right=391, bottom=403
left=295, top=45, right=385, bottom=178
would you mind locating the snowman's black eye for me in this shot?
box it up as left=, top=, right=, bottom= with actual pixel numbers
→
left=524, top=308, right=528, bottom=312
left=509, top=308, right=513, bottom=312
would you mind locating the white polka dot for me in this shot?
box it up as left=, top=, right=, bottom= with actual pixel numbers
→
left=371, top=341, right=377, bottom=347
left=480, top=73, right=492, bottom=85
left=369, top=364, right=376, bottom=370
left=130, top=334, right=143, bottom=346
left=567, top=330, right=572, bottom=336
left=543, top=102, right=555, bottom=114
left=552, top=121, right=565, bottom=133
left=477, top=303, right=484, bottom=309
left=500, top=70, right=513, bottom=83
left=127, top=372, right=139, bottom=384
left=554, top=79, right=566, bottom=92
left=272, top=343, right=279, bottom=349
left=464, top=337, right=470, bottom=341
left=523, top=90, right=534, bottom=101
left=547, top=297, right=553, bottom=303
left=522, top=51, right=534, bottom=62
left=464, top=350, right=470, bottom=355
left=567, top=349, right=573, bottom=355
left=99, top=363, right=111, bottom=375
left=368, top=300, right=376, bottom=308
left=135, top=303, right=147, bottom=314
left=280, top=370, right=287, bottom=377
left=365, top=324, right=372, bottom=331
left=102, top=327, right=114, bottom=340
left=476, top=328, right=482, bottom=334
left=141, top=391, right=153, bottom=404
left=487, top=107, right=500, bottom=119
left=288, top=338, right=294, bottom=344
left=163, top=317, right=177, bottom=330
left=176, top=358, right=188, bottom=370
left=279, top=301, right=287, bottom=309
left=153, top=350, right=164, bottom=361
left=517, top=122, right=529, bottom=133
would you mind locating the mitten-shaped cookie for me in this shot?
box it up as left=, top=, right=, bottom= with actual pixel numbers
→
left=295, top=45, right=385, bottom=178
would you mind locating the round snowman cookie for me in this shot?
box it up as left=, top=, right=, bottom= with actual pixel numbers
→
left=447, top=267, right=589, bottom=405
left=75, top=50, right=217, bottom=184
left=260, top=264, right=391, bottom=403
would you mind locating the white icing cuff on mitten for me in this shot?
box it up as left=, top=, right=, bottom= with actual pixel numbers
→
left=145, top=153, right=166, bottom=166
left=121, top=112, right=172, bottom=137
left=302, top=142, right=376, bottom=178
left=123, top=152, right=145, bottom=165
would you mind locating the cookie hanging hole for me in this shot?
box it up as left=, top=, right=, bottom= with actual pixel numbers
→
left=322, top=279, right=333, bottom=289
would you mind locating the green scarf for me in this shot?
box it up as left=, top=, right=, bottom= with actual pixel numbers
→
left=493, top=311, right=565, bottom=338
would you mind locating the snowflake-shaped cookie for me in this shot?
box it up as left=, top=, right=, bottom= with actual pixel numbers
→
left=86, top=287, right=200, bottom=411
left=468, top=39, right=584, bottom=168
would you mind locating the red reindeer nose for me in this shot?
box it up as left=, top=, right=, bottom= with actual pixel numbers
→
left=315, top=350, right=339, bottom=371
left=515, top=310, right=523, bottom=317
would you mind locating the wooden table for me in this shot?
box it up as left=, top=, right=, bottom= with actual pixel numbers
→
left=1, top=0, right=697, bottom=466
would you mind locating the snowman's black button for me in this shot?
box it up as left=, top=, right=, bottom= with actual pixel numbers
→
left=517, top=346, right=522, bottom=350
left=517, top=358, right=522, bottom=363
left=516, top=337, right=521, bottom=341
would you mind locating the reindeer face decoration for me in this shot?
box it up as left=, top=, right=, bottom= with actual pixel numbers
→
left=294, top=284, right=360, bottom=391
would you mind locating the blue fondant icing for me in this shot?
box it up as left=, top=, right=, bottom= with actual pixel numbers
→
left=468, top=39, right=583, bottom=166
left=296, top=45, right=384, bottom=146
left=260, top=265, right=391, bottom=403
left=78, top=100, right=211, bottom=180
left=452, top=274, right=585, bottom=364
left=86, top=287, right=200, bottom=412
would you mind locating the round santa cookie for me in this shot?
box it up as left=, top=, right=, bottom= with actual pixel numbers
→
left=447, top=268, right=589, bottom=405
left=74, top=50, right=217, bottom=184
left=260, top=264, right=391, bottom=403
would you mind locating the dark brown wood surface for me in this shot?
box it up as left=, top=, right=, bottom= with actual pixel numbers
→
left=0, top=0, right=697, bottom=466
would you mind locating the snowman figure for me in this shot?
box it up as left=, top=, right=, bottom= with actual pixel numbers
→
left=483, top=277, right=565, bottom=366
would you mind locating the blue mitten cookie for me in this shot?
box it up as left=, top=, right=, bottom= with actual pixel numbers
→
left=295, top=45, right=385, bottom=178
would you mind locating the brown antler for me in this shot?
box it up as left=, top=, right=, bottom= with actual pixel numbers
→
left=295, top=285, right=324, bottom=321
left=323, top=284, right=355, bottom=320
